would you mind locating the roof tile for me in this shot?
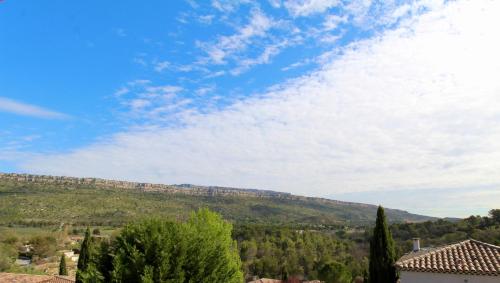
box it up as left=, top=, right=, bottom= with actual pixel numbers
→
left=396, top=239, right=500, bottom=276
left=0, top=273, right=75, bottom=283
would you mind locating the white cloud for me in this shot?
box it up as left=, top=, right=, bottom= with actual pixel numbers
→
left=154, top=61, right=170, bottom=72
left=345, top=0, right=445, bottom=28
left=114, top=87, right=130, bottom=97
left=198, top=14, right=215, bottom=24
left=323, top=14, right=347, bottom=31
left=198, top=9, right=275, bottom=64
left=231, top=41, right=290, bottom=75
left=195, top=85, right=217, bottom=96
left=281, top=58, right=312, bottom=71
left=127, top=79, right=151, bottom=86
left=115, top=83, right=187, bottom=121
left=204, top=70, right=226, bottom=79
left=144, top=85, right=183, bottom=95
left=113, top=28, right=127, bottom=37
left=284, top=0, right=341, bottom=17
left=185, top=0, right=199, bottom=9
left=133, top=57, right=147, bottom=66
left=211, top=0, right=251, bottom=12
left=268, top=0, right=281, bottom=8
left=129, top=99, right=151, bottom=111
left=343, top=0, right=372, bottom=24
left=319, top=33, right=341, bottom=43
left=20, top=0, right=500, bottom=216
left=0, top=97, right=68, bottom=119
left=335, top=186, right=500, bottom=217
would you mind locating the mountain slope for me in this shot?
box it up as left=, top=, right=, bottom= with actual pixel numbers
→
left=0, top=173, right=434, bottom=226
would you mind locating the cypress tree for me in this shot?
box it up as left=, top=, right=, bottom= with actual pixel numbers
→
left=368, top=206, right=397, bottom=283
left=59, top=254, right=68, bottom=276
left=76, top=227, right=92, bottom=283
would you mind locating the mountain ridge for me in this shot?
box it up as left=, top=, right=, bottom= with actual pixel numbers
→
left=0, top=172, right=435, bottom=225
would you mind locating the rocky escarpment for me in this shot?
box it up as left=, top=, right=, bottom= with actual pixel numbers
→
left=0, top=172, right=366, bottom=206
left=0, top=172, right=292, bottom=197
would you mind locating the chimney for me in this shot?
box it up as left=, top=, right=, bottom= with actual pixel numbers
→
left=412, top=238, right=420, bottom=252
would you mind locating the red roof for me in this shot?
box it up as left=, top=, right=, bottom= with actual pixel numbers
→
left=40, top=276, right=75, bottom=283
left=0, top=273, right=75, bottom=283
left=396, top=239, right=499, bottom=276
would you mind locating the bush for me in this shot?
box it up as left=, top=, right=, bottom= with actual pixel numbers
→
left=318, top=261, right=351, bottom=283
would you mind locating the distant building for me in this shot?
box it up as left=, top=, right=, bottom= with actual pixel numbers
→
left=15, top=257, right=31, bottom=266
left=248, top=279, right=283, bottom=283
left=69, top=255, right=79, bottom=262
left=68, top=236, right=83, bottom=244
left=59, top=250, right=78, bottom=262
left=0, top=273, right=75, bottom=283
left=396, top=238, right=499, bottom=283
left=61, top=250, right=74, bottom=258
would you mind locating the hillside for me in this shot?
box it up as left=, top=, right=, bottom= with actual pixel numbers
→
left=0, top=173, right=434, bottom=226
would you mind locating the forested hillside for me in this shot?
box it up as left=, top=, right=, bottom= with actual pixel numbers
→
left=0, top=173, right=432, bottom=226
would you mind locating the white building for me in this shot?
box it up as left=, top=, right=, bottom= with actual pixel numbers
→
left=396, top=239, right=499, bottom=283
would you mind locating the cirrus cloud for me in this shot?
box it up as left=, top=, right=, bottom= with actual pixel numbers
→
left=0, top=97, right=68, bottom=120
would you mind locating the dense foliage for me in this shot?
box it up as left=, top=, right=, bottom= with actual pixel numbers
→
left=368, top=206, right=396, bottom=283
left=233, top=224, right=367, bottom=282
left=78, top=209, right=243, bottom=283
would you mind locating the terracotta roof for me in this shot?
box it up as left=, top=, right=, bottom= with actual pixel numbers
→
left=395, top=239, right=500, bottom=276
left=247, top=279, right=322, bottom=283
left=0, top=273, right=52, bottom=283
left=0, top=273, right=75, bottom=283
left=248, top=279, right=283, bottom=283
left=39, top=276, right=75, bottom=283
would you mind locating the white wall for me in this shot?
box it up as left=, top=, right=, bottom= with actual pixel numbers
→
left=400, top=271, right=499, bottom=283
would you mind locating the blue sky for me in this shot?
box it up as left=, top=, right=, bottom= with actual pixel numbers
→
left=1, top=0, right=499, bottom=218
left=0, top=0, right=366, bottom=154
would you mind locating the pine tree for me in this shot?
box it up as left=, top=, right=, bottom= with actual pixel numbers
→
left=59, top=254, right=68, bottom=276
left=109, top=209, right=243, bottom=283
left=368, top=206, right=397, bottom=283
left=183, top=209, right=244, bottom=283
left=76, top=227, right=92, bottom=283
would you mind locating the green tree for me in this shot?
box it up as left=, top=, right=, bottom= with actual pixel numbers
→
left=30, top=235, right=57, bottom=258
left=108, top=209, right=243, bottom=283
left=96, top=240, right=113, bottom=283
left=110, top=218, right=187, bottom=282
left=489, top=209, right=500, bottom=224
left=76, top=227, right=93, bottom=283
left=78, top=263, right=104, bottom=283
left=318, top=261, right=351, bottom=283
left=59, top=254, right=68, bottom=276
left=368, top=206, right=397, bottom=283
left=182, top=209, right=243, bottom=283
